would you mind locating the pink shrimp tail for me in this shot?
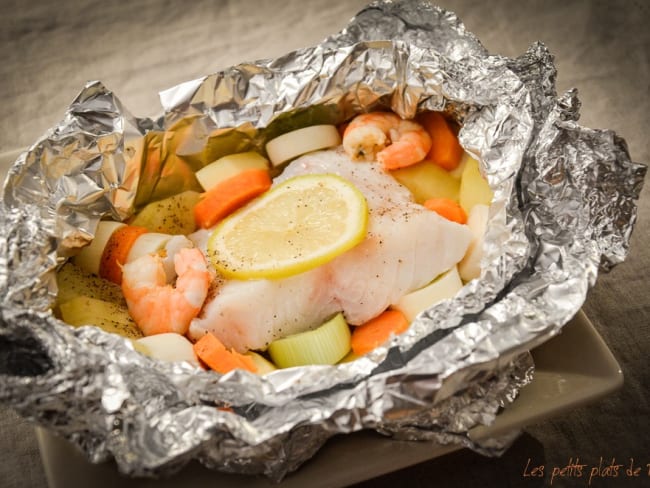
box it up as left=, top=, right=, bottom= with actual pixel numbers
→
left=342, top=112, right=431, bottom=168
left=122, top=247, right=210, bottom=336
left=378, top=130, right=431, bottom=170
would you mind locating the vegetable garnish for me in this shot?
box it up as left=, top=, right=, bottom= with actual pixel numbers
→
left=194, top=168, right=272, bottom=229
left=195, top=152, right=270, bottom=191
left=392, top=266, right=463, bottom=322
left=99, top=225, right=149, bottom=284
left=390, top=161, right=460, bottom=204
left=207, top=174, right=368, bottom=280
left=193, top=332, right=257, bottom=374
left=350, top=309, right=409, bottom=356
left=416, top=111, right=464, bottom=171
left=268, top=313, right=351, bottom=368
left=130, top=190, right=201, bottom=234
left=59, top=295, right=143, bottom=339
left=423, top=197, right=468, bottom=224
left=265, top=125, right=341, bottom=167
left=73, top=221, right=126, bottom=276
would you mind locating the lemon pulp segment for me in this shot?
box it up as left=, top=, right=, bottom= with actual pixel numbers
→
left=207, top=174, right=368, bottom=279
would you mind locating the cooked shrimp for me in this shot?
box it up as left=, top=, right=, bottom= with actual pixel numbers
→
left=342, top=112, right=432, bottom=170
left=122, top=247, right=211, bottom=336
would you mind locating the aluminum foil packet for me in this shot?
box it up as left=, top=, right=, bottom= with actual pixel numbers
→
left=0, top=0, right=646, bottom=481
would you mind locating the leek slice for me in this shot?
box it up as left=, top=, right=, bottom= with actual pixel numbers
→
left=245, top=351, right=277, bottom=374
left=392, top=266, right=463, bottom=322
left=73, top=221, right=125, bottom=276
left=267, top=313, right=351, bottom=368
left=265, top=125, right=341, bottom=167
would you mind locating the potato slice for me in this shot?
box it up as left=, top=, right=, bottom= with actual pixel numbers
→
left=59, top=295, right=142, bottom=339
left=459, top=156, right=493, bottom=214
left=56, top=262, right=126, bottom=306
left=390, top=161, right=460, bottom=203
left=130, top=190, right=201, bottom=234
left=195, top=152, right=269, bottom=191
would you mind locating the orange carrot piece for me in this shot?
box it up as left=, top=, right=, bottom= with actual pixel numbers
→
left=194, top=168, right=271, bottom=229
left=193, top=333, right=257, bottom=374
left=350, top=309, right=410, bottom=356
left=99, top=225, right=148, bottom=284
left=417, top=112, right=464, bottom=171
left=423, top=197, right=467, bottom=224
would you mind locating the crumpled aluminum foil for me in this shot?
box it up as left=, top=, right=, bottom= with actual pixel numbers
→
left=0, top=0, right=645, bottom=482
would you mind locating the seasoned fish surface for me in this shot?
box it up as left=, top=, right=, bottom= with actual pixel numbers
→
left=189, top=149, right=472, bottom=352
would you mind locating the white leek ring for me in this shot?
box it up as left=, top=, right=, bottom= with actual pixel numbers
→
left=73, top=221, right=126, bottom=276
left=392, top=266, right=463, bottom=322
left=458, top=204, right=489, bottom=282
left=265, top=125, right=341, bottom=167
left=267, top=313, right=350, bottom=368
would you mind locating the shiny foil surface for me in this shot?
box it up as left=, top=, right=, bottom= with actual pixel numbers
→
left=0, top=0, right=645, bottom=481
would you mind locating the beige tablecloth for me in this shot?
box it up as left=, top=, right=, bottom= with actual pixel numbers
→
left=1, top=1, right=648, bottom=487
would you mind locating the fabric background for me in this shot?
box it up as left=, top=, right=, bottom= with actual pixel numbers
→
left=1, top=1, right=648, bottom=486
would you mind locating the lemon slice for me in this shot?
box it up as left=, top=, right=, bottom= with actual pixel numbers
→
left=207, top=174, right=368, bottom=279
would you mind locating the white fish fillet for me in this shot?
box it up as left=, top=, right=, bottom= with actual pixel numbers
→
left=189, top=148, right=472, bottom=352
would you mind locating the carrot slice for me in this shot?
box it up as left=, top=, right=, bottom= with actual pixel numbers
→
left=194, top=168, right=272, bottom=229
left=423, top=197, right=468, bottom=224
left=99, top=225, right=148, bottom=284
left=350, top=309, right=410, bottom=356
left=193, top=333, right=257, bottom=374
left=417, top=112, right=464, bottom=171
